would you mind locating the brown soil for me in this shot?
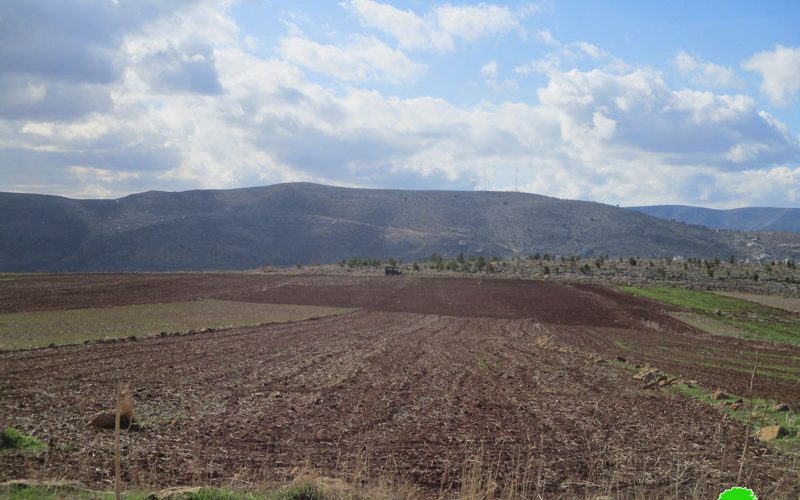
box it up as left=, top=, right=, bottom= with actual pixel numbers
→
left=0, top=273, right=684, bottom=327
left=1, top=274, right=798, bottom=497
left=716, top=291, right=800, bottom=313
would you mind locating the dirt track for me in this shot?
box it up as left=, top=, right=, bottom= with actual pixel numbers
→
left=1, top=274, right=799, bottom=497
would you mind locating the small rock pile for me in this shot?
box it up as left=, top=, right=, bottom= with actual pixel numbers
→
left=632, top=366, right=683, bottom=388
left=627, top=366, right=797, bottom=443
left=532, top=335, right=573, bottom=354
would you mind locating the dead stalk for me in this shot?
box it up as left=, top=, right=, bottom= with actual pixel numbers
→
left=115, top=382, right=122, bottom=500
left=736, top=351, right=758, bottom=485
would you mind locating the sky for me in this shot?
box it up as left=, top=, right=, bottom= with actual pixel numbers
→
left=1, top=1, right=799, bottom=208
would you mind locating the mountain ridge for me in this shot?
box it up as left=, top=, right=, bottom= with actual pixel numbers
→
left=629, top=205, right=800, bottom=234
left=2, top=182, right=799, bottom=272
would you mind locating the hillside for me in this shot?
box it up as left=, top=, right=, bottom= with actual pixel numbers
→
left=2, top=183, right=799, bottom=272
left=629, top=205, right=800, bottom=234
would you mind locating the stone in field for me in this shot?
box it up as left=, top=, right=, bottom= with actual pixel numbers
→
left=757, top=425, right=788, bottom=442
left=712, top=390, right=728, bottom=401
left=88, top=411, right=139, bottom=431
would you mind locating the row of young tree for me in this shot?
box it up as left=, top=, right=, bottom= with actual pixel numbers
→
left=340, top=256, right=398, bottom=268
left=339, top=253, right=796, bottom=277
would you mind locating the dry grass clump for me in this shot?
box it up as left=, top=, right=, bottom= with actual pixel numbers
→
left=88, top=383, right=137, bottom=430
left=117, top=384, right=134, bottom=426
left=114, top=382, right=134, bottom=500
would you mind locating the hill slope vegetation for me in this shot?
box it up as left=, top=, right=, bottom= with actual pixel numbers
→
left=2, top=183, right=799, bottom=271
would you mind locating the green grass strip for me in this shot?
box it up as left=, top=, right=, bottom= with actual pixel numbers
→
left=620, top=286, right=800, bottom=345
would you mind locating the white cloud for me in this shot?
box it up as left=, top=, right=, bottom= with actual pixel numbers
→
left=742, top=45, right=800, bottom=106
left=674, top=51, right=742, bottom=89
left=70, top=165, right=141, bottom=183
left=342, top=0, right=532, bottom=52
left=726, top=142, right=768, bottom=163
left=279, top=35, right=425, bottom=85
left=481, top=60, right=517, bottom=91
left=435, top=3, right=529, bottom=44
left=534, top=66, right=798, bottom=176
left=1, top=1, right=799, bottom=210
left=536, top=29, right=557, bottom=46
left=481, top=61, right=499, bottom=79
left=670, top=90, right=754, bottom=123
left=513, top=56, right=556, bottom=76
left=516, top=37, right=623, bottom=77
left=711, top=166, right=800, bottom=207
left=20, top=122, right=55, bottom=137
left=575, top=42, right=605, bottom=59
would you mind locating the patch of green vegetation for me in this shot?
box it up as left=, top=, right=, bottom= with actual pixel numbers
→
left=0, top=485, right=59, bottom=500
left=621, top=286, right=759, bottom=314
left=620, top=286, right=800, bottom=345
left=168, top=488, right=259, bottom=500
left=0, top=427, right=47, bottom=454
left=0, top=484, right=117, bottom=499
left=0, top=484, right=322, bottom=500
left=0, top=300, right=351, bottom=350
left=671, top=384, right=800, bottom=455
left=603, top=358, right=799, bottom=456
left=606, top=357, right=638, bottom=373
left=268, top=483, right=323, bottom=500
left=0, top=273, right=25, bottom=281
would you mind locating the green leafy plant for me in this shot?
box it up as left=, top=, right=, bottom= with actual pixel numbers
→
left=0, top=427, right=46, bottom=453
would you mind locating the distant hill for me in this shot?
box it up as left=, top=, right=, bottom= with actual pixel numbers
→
left=2, top=183, right=799, bottom=271
left=629, top=205, right=800, bottom=233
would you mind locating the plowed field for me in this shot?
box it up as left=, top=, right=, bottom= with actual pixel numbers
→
left=1, top=274, right=798, bottom=498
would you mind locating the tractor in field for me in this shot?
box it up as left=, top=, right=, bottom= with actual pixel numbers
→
left=384, top=266, right=402, bottom=275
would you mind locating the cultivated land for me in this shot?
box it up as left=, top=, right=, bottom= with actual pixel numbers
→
left=0, top=300, right=349, bottom=350
left=1, top=273, right=799, bottom=498
left=716, top=291, right=800, bottom=313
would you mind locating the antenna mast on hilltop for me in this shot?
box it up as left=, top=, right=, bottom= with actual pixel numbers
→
left=515, top=167, right=518, bottom=192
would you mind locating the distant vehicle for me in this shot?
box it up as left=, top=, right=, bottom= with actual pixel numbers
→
left=384, top=266, right=402, bottom=275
